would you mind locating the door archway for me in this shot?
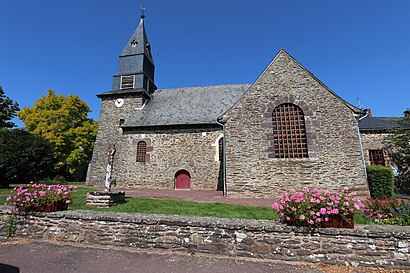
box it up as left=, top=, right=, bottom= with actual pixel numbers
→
left=175, top=170, right=191, bottom=189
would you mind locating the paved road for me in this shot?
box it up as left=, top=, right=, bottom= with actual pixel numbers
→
left=0, top=239, right=325, bottom=273
left=0, top=239, right=401, bottom=273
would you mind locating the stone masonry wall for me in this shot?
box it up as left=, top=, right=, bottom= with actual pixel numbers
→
left=86, top=93, right=223, bottom=190
left=86, top=94, right=146, bottom=186
left=115, top=127, right=223, bottom=190
left=223, top=50, right=367, bottom=198
left=0, top=210, right=409, bottom=269
left=361, top=132, right=391, bottom=166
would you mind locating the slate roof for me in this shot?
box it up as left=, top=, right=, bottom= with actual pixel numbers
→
left=120, top=18, right=154, bottom=64
left=122, top=84, right=250, bottom=127
left=358, top=116, right=403, bottom=131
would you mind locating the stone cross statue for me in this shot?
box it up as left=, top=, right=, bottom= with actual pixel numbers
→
left=105, top=144, right=116, bottom=192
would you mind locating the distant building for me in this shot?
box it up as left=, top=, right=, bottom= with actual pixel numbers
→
left=86, top=15, right=400, bottom=198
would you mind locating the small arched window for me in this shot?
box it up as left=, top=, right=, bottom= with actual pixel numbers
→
left=272, top=103, right=308, bottom=158
left=136, top=141, right=147, bottom=163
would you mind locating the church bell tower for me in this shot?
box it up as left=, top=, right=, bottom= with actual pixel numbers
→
left=112, top=7, right=156, bottom=94
left=87, top=8, right=156, bottom=186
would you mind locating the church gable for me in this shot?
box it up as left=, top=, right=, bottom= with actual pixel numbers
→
left=223, top=49, right=367, bottom=198
left=222, top=49, right=363, bottom=123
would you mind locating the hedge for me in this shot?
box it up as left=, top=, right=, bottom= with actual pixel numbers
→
left=366, top=165, right=395, bottom=198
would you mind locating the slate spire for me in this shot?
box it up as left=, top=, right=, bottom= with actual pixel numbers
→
left=120, top=13, right=154, bottom=64
left=112, top=8, right=156, bottom=94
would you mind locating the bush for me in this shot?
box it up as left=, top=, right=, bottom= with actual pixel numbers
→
left=4, top=182, right=77, bottom=212
left=364, top=197, right=410, bottom=226
left=272, top=187, right=364, bottom=226
left=40, top=175, right=68, bottom=185
left=0, top=129, right=55, bottom=187
left=367, top=166, right=395, bottom=198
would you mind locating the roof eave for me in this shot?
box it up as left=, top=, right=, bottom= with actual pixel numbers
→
left=121, top=122, right=222, bottom=129
left=97, top=88, right=150, bottom=98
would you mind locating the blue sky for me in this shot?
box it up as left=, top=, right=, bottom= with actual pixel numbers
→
left=1, top=0, right=409, bottom=126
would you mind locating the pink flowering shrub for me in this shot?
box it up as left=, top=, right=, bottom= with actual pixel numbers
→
left=272, top=187, right=365, bottom=227
left=4, top=182, right=78, bottom=212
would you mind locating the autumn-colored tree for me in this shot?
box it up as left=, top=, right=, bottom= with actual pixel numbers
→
left=0, top=86, right=19, bottom=128
left=18, top=90, right=98, bottom=178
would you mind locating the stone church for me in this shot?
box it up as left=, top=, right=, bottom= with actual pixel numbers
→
left=86, top=16, right=398, bottom=198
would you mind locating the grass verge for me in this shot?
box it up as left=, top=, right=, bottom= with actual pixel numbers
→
left=0, top=187, right=276, bottom=220
left=0, top=187, right=385, bottom=224
left=71, top=188, right=277, bottom=220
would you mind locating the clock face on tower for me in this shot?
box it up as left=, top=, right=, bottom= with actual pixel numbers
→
left=115, top=98, right=124, bottom=108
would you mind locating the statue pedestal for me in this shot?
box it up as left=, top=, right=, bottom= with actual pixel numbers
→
left=86, top=191, right=126, bottom=207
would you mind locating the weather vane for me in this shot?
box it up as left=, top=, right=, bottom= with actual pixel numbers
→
left=355, top=98, right=363, bottom=109
left=140, top=6, right=145, bottom=19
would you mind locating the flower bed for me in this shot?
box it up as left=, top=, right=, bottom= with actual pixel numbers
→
left=272, top=187, right=364, bottom=229
left=364, top=197, right=410, bottom=226
left=4, top=182, right=77, bottom=212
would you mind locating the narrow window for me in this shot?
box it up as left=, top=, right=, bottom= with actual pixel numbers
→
left=120, top=75, right=135, bottom=89
left=369, top=149, right=385, bottom=166
left=272, top=103, right=308, bottom=158
left=119, top=119, right=125, bottom=127
left=218, top=137, right=224, bottom=162
left=136, top=141, right=147, bottom=163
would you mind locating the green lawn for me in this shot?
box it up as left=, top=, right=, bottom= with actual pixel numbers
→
left=0, top=186, right=375, bottom=223
left=1, top=186, right=277, bottom=220
left=71, top=188, right=277, bottom=220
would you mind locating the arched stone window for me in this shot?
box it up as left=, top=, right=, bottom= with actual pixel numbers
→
left=272, top=103, right=308, bottom=158
left=136, top=141, right=147, bottom=163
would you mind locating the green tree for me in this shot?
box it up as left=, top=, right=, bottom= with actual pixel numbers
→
left=0, top=86, right=19, bottom=128
left=17, top=90, right=98, bottom=178
left=0, top=129, right=55, bottom=187
left=385, top=109, right=410, bottom=194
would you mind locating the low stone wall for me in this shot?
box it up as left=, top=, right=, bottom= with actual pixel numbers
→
left=0, top=208, right=409, bottom=269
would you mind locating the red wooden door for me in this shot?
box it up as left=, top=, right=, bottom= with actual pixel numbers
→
left=175, top=170, right=190, bottom=189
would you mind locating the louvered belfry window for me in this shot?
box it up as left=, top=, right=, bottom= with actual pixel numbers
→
left=272, top=103, right=308, bottom=158
left=136, top=141, right=147, bottom=163
left=120, top=75, right=135, bottom=89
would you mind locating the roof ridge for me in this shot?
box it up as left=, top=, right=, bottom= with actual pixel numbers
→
left=157, top=83, right=251, bottom=91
